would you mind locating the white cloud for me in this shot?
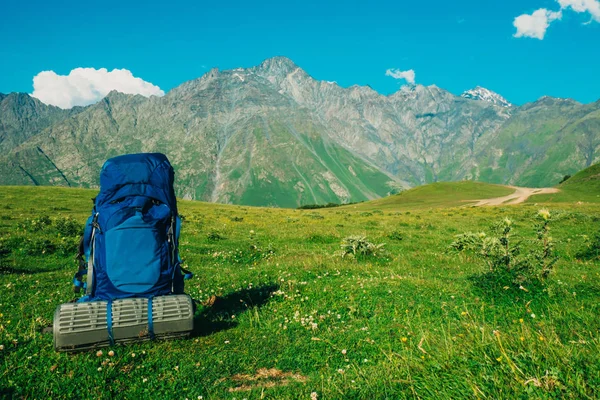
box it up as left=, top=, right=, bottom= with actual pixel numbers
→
left=31, top=68, right=164, bottom=109
left=514, top=0, right=600, bottom=39
left=385, top=68, right=416, bottom=84
left=558, top=0, right=600, bottom=21
left=513, top=8, right=562, bottom=39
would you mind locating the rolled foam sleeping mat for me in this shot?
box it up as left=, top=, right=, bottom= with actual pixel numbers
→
left=53, top=294, right=194, bottom=352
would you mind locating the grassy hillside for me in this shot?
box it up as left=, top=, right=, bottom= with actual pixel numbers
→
left=1, top=186, right=599, bottom=399
left=526, top=163, right=600, bottom=204
left=354, top=181, right=514, bottom=210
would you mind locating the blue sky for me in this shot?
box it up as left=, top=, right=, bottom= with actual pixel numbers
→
left=1, top=0, right=599, bottom=106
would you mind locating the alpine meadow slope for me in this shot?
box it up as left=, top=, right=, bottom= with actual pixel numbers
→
left=0, top=57, right=599, bottom=207
left=0, top=172, right=599, bottom=398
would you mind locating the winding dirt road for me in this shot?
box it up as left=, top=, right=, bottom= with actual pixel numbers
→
left=472, top=186, right=560, bottom=206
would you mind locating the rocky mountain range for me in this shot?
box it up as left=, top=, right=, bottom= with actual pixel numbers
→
left=1, top=57, right=599, bottom=207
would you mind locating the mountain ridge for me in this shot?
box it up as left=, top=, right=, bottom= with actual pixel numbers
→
left=1, top=56, right=598, bottom=207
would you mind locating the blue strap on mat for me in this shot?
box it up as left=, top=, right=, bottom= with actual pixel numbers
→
left=147, top=296, right=155, bottom=339
left=106, top=300, right=114, bottom=346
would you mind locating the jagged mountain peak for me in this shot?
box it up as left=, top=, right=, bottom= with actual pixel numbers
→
left=256, top=56, right=299, bottom=75
left=394, top=84, right=440, bottom=94
left=1, top=92, right=52, bottom=110
left=461, top=86, right=512, bottom=108
left=101, top=90, right=148, bottom=106
left=251, top=56, right=311, bottom=86
left=389, top=84, right=453, bottom=102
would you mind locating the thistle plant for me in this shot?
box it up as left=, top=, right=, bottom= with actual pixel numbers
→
left=532, top=209, right=558, bottom=279
left=450, top=210, right=558, bottom=288
left=339, top=235, right=385, bottom=259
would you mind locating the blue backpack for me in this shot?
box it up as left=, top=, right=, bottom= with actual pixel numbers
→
left=74, top=153, right=191, bottom=302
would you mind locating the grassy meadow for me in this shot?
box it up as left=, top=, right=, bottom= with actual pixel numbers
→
left=0, top=179, right=599, bottom=399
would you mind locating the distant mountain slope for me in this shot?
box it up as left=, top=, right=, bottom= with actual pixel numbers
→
left=0, top=57, right=599, bottom=207
left=0, top=93, right=81, bottom=152
left=471, top=98, right=600, bottom=187
left=0, top=81, right=396, bottom=207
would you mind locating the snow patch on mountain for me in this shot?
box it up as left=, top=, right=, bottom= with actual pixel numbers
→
left=461, top=86, right=512, bottom=108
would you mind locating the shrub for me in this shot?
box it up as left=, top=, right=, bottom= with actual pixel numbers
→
left=54, top=217, right=83, bottom=237
left=449, top=210, right=558, bottom=289
left=559, top=175, right=571, bottom=184
left=577, top=231, right=600, bottom=260
left=56, top=236, right=80, bottom=256
left=23, top=237, right=56, bottom=255
left=18, top=215, right=52, bottom=232
left=339, top=235, right=385, bottom=259
left=387, top=231, right=403, bottom=241
left=207, top=231, right=226, bottom=241
left=0, top=235, right=24, bottom=256
left=297, top=203, right=341, bottom=210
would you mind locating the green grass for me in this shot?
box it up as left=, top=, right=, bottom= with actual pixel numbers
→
left=527, top=163, right=600, bottom=204
left=355, top=181, right=515, bottom=210
left=1, top=185, right=599, bottom=399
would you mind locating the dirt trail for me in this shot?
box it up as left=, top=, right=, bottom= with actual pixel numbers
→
left=471, top=186, right=560, bottom=206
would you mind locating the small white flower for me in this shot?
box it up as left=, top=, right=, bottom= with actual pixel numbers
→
left=143, top=378, right=148, bottom=383
left=530, top=313, right=536, bottom=318
left=0, top=345, right=4, bottom=351
left=225, top=340, right=230, bottom=344
left=131, top=352, right=136, bottom=357
left=341, top=349, right=347, bottom=355
left=97, top=367, right=102, bottom=372
left=310, top=392, right=318, bottom=400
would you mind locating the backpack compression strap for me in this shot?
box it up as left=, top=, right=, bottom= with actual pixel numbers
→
left=175, top=216, right=193, bottom=280
left=86, top=213, right=99, bottom=296
left=170, top=216, right=193, bottom=284
left=73, top=236, right=87, bottom=292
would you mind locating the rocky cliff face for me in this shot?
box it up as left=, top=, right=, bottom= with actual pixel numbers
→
left=1, top=57, right=599, bottom=207
left=0, top=93, right=81, bottom=152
